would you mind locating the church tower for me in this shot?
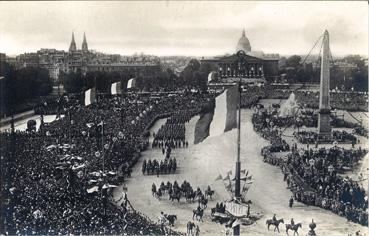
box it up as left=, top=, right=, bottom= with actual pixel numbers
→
left=82, top=32, right=88, bottom=52
left=69, top=32, right=77, bottom=52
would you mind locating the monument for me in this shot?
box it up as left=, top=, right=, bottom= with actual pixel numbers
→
left=318, top=30, right=332, bottom=141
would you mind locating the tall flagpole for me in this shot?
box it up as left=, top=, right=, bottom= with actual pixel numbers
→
left=234, top=76, right=242, bottom=236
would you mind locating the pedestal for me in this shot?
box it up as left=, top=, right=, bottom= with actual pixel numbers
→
left=318, top=109, right=331, bottom=142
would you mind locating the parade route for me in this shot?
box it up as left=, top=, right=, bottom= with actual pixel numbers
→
left=114, top=109, right=369, bottom=236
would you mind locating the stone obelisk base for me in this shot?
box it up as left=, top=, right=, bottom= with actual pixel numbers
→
left=318, top=109, right=332, bottom=142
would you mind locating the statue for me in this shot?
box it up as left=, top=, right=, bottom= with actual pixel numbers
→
left=307, top=219, right=317, bottom=236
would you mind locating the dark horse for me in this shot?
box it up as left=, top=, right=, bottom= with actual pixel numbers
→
left=185, top=191, right=196, bottom=203
left=205, top=189, right=214, bottom=200
left=164, top=214, right=177, bottom=226
left=192, top=209, right=204, bottom=222
left=169, top=193, right=181, bottom=202
left=266, top=218, right=284, bottom=233
left=286, top=223, right=302, bottom=236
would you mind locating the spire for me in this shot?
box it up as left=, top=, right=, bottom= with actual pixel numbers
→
left=242, top=28, right=245, bottom=37
left=69, top=32, right=77, bottom=52
left=82, top=32, right=88, bottom=52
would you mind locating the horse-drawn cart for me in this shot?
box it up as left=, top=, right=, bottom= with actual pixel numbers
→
left=211, top=211, right=230, bottom=224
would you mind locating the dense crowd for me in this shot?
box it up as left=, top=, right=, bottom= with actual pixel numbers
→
left=254, top=110, right=368, bottom=226
left=252, top=113, right=290, bottom=152
left=241, top=85, right=368, bottom=112
left=280, top=147, right=368, bottom=226
left=295, top=130, right=357, bottom=144
left=1, top=91, right=214, bottom=235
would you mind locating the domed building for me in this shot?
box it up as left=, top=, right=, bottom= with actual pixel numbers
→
left=200, top=29, right=279, bottom=84
left=236, top=29, right=251, bottom=53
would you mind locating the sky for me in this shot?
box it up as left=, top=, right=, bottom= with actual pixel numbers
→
left=0, top=1, right=367, bottom=57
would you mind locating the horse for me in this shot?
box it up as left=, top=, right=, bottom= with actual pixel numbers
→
left=153, top=190, right=162, bottom=200
left=286, top=223, right=302, bottom=236
left=205, top=189, right=214, bottom=200
left=266, top=218, right=284, bottom=233
left=192, top=209, right=204, bottom=222
left=164, top=214, right=177, bottom=226
left=169, top=193, right=181, bottom=202
left=185, top=191, right=196, bottom=203
left=199, top=198, right=208, bottom=209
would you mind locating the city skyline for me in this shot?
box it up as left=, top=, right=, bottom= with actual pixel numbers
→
left=0, top=1, right=367, bottom=57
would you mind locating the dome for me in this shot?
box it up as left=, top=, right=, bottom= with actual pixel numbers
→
left=236, top=29, right=251, bottom=53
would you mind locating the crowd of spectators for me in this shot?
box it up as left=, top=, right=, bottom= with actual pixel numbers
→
left=294, top=130, right=357, bottom=144
left=253, top=109, right=368, bottom=226
left=1, top=91, right=214, bottom=235
left=240, top=84, right=368, bottom=112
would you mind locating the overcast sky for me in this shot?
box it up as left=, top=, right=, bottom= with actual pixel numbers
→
left=0, top=1, right=367, bottom=57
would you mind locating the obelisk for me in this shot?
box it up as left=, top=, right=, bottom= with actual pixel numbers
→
left=318, top=30, right=332, bottom=141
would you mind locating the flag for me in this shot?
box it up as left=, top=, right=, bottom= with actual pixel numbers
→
left=241, top=182, right=253, bottom=195
left=84, top=88, right=96, bottom=106
left=225, top=183, right=232, bottom=191
left=215, top=174, right=223, bottom=181
left=111, top=82, right=122, bottom=95
left=223, top=174, right=230, bottom=181
left=194, top=85, right=239, bottom=144
left=127, top=78, right=136, bottom=89
left=241, top=175, right=252, bottom=182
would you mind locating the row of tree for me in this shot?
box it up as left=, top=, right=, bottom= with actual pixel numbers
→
left=61, top=67, right=178, bottom=94
left=279, top=55, right=368, bottom=91
left=1, top=64, right=53, bottom=116
left=177, top=59, right=216, bottom=91
left=61, top=59, right=214, bottom=94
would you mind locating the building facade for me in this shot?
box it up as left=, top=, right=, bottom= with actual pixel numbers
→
left=11, top=32, right=161, bottom=84
left=201, top=29, right=279, bottom=83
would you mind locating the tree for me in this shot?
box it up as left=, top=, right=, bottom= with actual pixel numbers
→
left=1, top=65, right=53, bottom=116
left=285, top=55, right=302, bottom=68
left=61, top=70, right=84, bottom=94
